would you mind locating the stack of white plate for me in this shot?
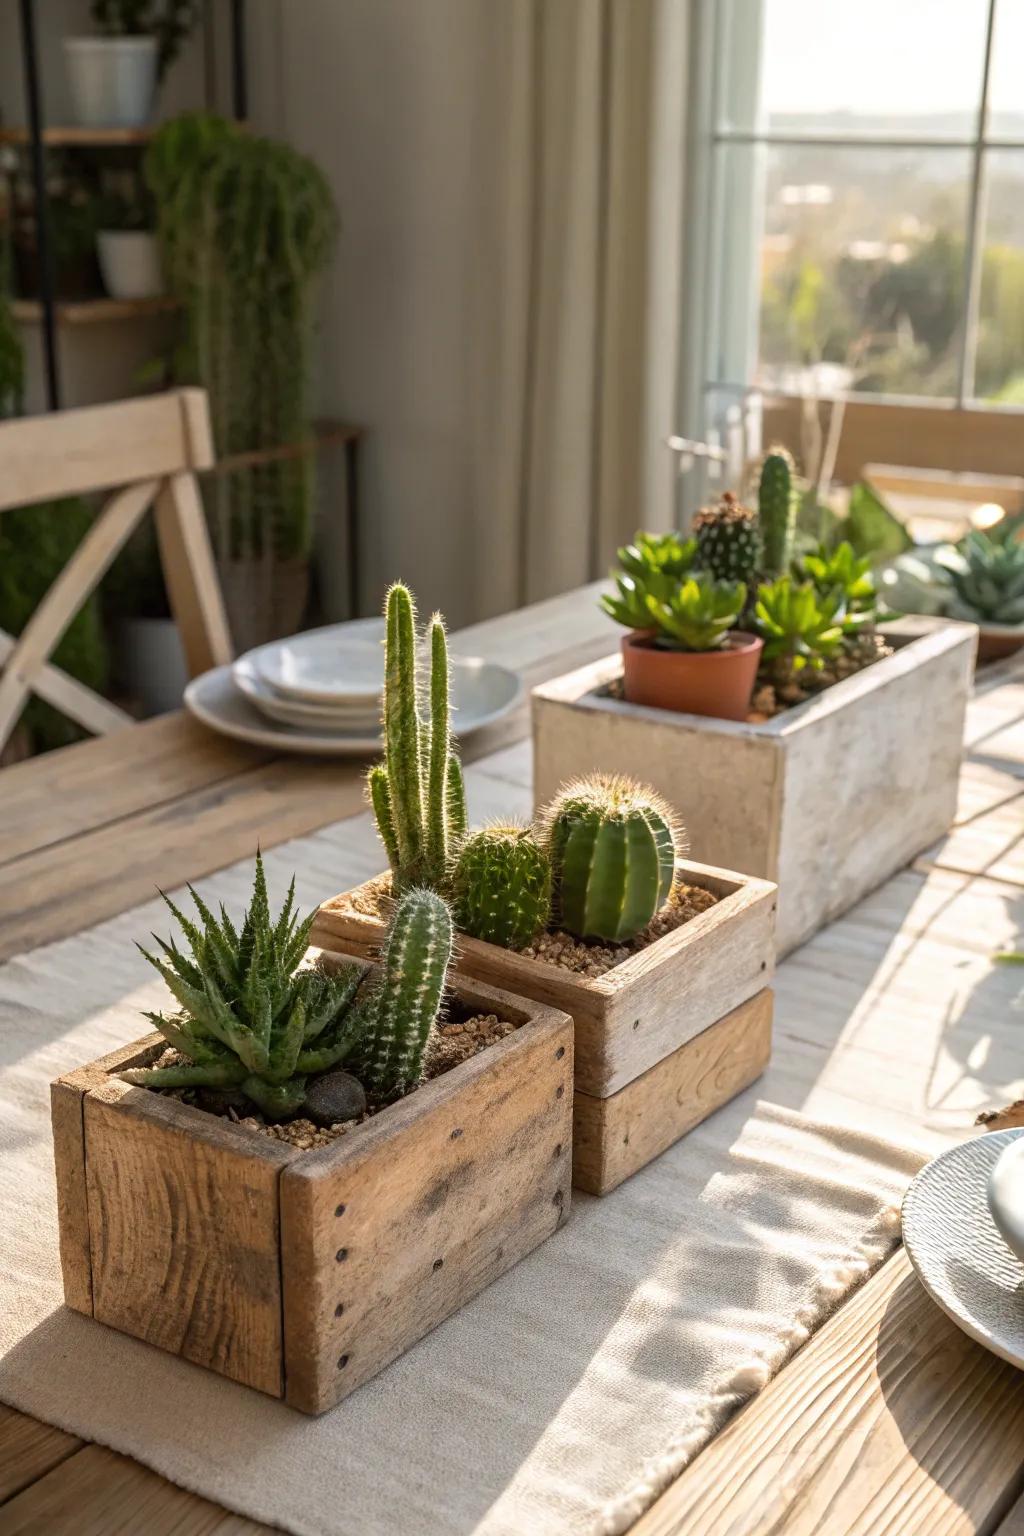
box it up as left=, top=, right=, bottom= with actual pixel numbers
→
left=184, top=618, right=524, bottom=756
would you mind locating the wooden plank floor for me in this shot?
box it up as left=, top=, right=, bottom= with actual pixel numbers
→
left=2, top=612, right=1023, bottom=1533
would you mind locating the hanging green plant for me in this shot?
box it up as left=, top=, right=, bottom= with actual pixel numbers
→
left=146, top=113, right=337, bottom=564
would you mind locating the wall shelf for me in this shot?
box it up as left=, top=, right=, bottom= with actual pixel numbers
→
left=0, top=125, right=155, bottom=147
left=11, top=296, right=178, bottom=325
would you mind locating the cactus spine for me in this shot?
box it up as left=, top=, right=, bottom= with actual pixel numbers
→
left=452, top=824, right=552, bottom=950
left=359, top=886, right=453, bottom=1101
left=758, top=447, right=797, bottom=577
left=370, top=583, right=466, bottom=892
left=693, top=492, right=762, bottom=587
left=539, top=775, right=680, bottom=942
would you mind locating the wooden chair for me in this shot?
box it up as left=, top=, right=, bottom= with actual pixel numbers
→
left=0, top=388, right=232, bottom=753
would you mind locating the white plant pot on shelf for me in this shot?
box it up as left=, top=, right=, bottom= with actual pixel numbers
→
left=63, top=36, right=158, bottom=129
left=97, top=231, right=163, bottom=300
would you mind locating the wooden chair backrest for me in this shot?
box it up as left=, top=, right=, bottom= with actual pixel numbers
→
left=0, top=388, right=232, bottom=752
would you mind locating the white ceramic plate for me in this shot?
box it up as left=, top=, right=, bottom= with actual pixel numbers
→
left=185, top=656, right=523, bottom=756
left=902, top=1128, right=1024, bottom=1371
left=250, top=619, right=386, bottom=704
left=233, top=656, right=381, bottom=730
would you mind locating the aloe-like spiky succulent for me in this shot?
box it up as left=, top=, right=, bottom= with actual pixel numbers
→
left=645, top=575, right=747, bottom=652
left=937, top=531, right=1024, bottom=625
left=753, top=577, right=847, bottom=673
left=120, top=852, right=364, bottom=1119
left=539, top=774, right=680, bottom=942
left=368, top=583, right=467, bottom=894
left=121, top=855, right=456, bottom=1116
left=451, top=823, right=552, bottom=950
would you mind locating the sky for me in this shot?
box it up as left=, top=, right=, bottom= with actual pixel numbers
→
left=754, top=0, right=1022, bottom=127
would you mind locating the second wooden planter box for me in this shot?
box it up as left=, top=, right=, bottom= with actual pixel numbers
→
left=51, top=968, right=572, bottom=1413
left=312, top=861, right=777, bottom=1196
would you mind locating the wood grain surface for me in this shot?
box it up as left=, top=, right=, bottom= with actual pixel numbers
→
left=572, top=988, right=773, bottom=1195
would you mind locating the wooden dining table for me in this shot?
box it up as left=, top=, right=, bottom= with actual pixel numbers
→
left=2, top=585, right=1024, bottom=1535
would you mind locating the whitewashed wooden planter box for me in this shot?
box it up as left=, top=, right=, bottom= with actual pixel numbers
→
left=533, top=617, right=976, bottom=956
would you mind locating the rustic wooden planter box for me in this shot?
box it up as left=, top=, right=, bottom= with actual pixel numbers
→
left=532, top=616, right=976, bottom=956
left=312, top=861, right=777, bottom=1196
left=51, top=969, right=573, bottom=1414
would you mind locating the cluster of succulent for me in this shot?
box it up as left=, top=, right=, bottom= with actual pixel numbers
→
left=121, top=852, right=454, bottom=1116
left=371, top=585, right=683, bottom=949
left=937, top=529, right=1024, bottom=626
left=601, top=446, right=885, bottom=692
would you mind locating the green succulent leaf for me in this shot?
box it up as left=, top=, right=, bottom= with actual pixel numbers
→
left=644, top=575, right=746, bottom=652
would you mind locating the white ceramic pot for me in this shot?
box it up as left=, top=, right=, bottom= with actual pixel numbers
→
left=63, top=36, right=158, bottom=129
left=118, top=617, right=188, bottom=717
left=97, top=231, right=164, bottom=300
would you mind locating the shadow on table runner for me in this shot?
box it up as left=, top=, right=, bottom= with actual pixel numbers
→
left=0, top=999, right=926, bottom=1536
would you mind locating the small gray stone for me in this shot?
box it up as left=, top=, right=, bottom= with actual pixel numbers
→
left=304, top=1070, right=367, bottom=1127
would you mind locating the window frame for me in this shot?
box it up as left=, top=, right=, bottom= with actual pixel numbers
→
left=680, top=0, right=1024, bottom=468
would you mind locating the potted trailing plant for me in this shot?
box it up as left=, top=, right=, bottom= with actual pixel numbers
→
left=312, top=583, right=777, bottom=1197
left=96, top=178, right=163, bottom=300
left=145, top=114, right=337, bottom=649
left=884, top=525, right=1024, bottom=663
left=64, top=1, right=199, bottom=129
left=533, top=447, right=977, bottom=955
left=51, top=852, right=572, bottom=1412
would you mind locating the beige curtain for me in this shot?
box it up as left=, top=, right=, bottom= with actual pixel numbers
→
left=469, top=0, right=688, bottom=614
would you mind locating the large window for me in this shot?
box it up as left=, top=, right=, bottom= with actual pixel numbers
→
left=689, top=0, right=1024, bottom=450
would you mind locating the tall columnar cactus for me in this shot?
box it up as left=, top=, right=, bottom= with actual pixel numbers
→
left=368, top=583, right=466, bottom=893
left=451, top=824, right=552, bottom=950
left=358, top=887, right=454, bottom=1101
left=538, top=775, right=680, bottom=943
left=693, top=492, right=762, bottom=587
left=758, top=447, right=797, bottom=577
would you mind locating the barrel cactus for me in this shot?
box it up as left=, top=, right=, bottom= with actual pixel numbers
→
left=452, top=823, right=552, bottom=949
left=693, top=492, right=762, bottom=587
left=356, top=886, right=454, bottom=1102
left=368, top=583, right=467, bottom=893
left=538, top=775, right=681, bottom=942
left=758, top=447, right=797, bottom=577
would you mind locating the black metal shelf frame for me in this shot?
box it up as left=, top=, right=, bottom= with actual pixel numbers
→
left=14, top=0, right=249, bottom=411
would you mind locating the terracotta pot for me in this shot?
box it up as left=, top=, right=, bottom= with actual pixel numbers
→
left=621, top=631, right=763, bottom=721
left=977, top=625, right=1024, bottom=665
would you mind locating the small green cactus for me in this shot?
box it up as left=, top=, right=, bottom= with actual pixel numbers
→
left=538, top=774, right=680, bottom=942
left=452, top=823, right=552, bottom=949
left=693, top=492, right=762, bottom=587
left=758, top=447, right=797, bottom=577
left=357, top=886, right=454, bottom=1102
left=369, top=583, right=466, bottom=893
left=119, top=852, right=365, bottom=1120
